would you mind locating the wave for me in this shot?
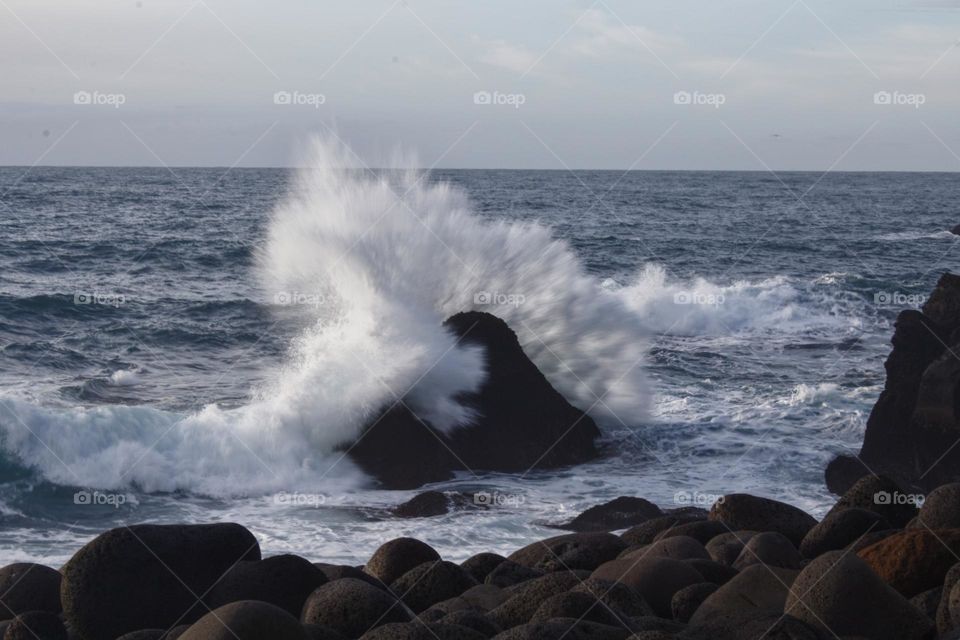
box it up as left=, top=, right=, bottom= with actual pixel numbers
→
left=874, top=230, right=955, bottom=242
left=0, top=136, right=654, bottom=495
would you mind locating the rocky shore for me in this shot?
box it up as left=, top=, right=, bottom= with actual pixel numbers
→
left=3, top=477, right=960, bottom=639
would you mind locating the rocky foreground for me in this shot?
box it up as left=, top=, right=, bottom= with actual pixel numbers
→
left=4, top=478, right=960, bottom=639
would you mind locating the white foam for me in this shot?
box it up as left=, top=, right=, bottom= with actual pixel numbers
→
left=109, top=370, right=141, bottom=386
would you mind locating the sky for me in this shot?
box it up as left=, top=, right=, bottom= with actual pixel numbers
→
left=1, top=0, right=959, bottom=170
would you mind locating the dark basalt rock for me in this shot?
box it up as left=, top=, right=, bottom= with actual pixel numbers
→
left=179, top=600, right=307, bottom=640
left=206, top=554, right=327, bottom=618
left=360, top=622, right=486, bottom=640
left=60, top=523, right=260, bottom=640
left=620, top=513, right=706, bottom=547
left=484, top=560, right=543, bottom=588
left=0, top=563, right=62, bottom=620
left=365, top=538, right=440, bottom=585
left=301, top=578, right=411, bottom=637
left=460, top=552, right=507, bottom=583
left=799, top=507, right=889, bottom=558
left=347, top=311, right=601, bottom=489
left=389, top=561, right=478, bottom=613
left=826, top=273, right=960, bottom=493
left=507, top=532, right=626, bottom=573
left=2, top=611, right=67, bottom=640
left=392, top=491, right=478, bottom=518
left=552, top=497, right=663, bottom=532
left=708, top=494, right=816, bottom=547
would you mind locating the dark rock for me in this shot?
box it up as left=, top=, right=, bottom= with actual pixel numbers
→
left=708, top=494, right=816, bottom=546
left=392, top=491, right=478, bottom=518
left=937, top=562, right=960, bottom=636
left=785, top=550, right=933, bottom=639
left=704, top=530, right=758, bottom=566
left=671, top=582, right=717, bottom=623
left=390, top=561, right=478, bottom=613
left=490, top=618, right=630, bottom=640
left=529, top=591, right=624, bottom=626
left=825, top=274, right=960, bottom=493
left=461, top=553, right=507, bottom=584
left=178, top=600, right=307, bottom=640
left=682, top=613, right=828, bottom=640
left=845, top=528, right=899, bottom=554
left=359, top=622, right=487, bottom=640
left=858, top=528, right=960, bottom=597
left=571, top=577, right=654, bottom=618
left=487, top=572, right=582, bottom=630
left=163, top=624, right=190, bottom=639
left=553, top=497, right=662, bottom=532
left=420, top=584, right=509, bottom=618
left=629, top=617, right=687, bottom=634
left=688, top=565, right=797, bottom=627
left=365, top=538, right=440, bottom=585
left=824, top=475, right=918, bottom=527
left=592, top=557, right=703, bottom=618
left=441, top=610, right=502, bottom=637
left=910, top=586, right=942, bottom=619
left=347, top=312, right=602, bottom=488
left=484, top=561, right=544, bottom=588
left=508, top=533, right=626, bottom=572
left=654, top=520, right=730, bottom=546
left=951, top=224, right=960, bottom=236
left=313, top=563, right=387, bottom=590
left=913, top=482, right=960, bottom=529
left=799, top=507, right=889, bottom=558
left=0, top=563, right=61, bottom=620
left=621, top=536, right=708, bottom=561
left=206, top=554, right=326, bottom=618
left=2, top=611, right=66, bottom=640
left=301, top=578, right=410, bottom=637
left=683, top=559, right=737, bottom=586
left=620, top=514, right=704, bottom=547
left=61, top=523, right=260, bottom=640
left=302, top=624, right=347, bottom=640
left=116, top=632, right=166, bottom=640
left=732, top=532, right=802, bottom=570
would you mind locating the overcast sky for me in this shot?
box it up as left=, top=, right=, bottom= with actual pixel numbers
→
left=1, top=0, right=959, bottom=170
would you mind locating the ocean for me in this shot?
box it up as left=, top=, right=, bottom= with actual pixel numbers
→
left=1, top=142, right=957, bottom=566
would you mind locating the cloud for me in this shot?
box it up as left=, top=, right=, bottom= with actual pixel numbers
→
left=476, top=38, right=539, bottom=74
left=572, top=8, right=683, bottom=58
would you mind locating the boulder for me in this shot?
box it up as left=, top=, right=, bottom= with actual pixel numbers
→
left=206, top=554, right=326, bottom=617
left=784, top=550, right=933, bottom=639
left=704, top=530, right=758, bottom=566
left=484, top=561, right=543, bottom=588
left=732, top=532, right=803, bottom=570
left=314, top=563, right=387, bottom=590
left=653, top=520, right=730, bottom=546
left=60, top=523, right=260, bottom=640
left=390, top=561, right=478, bottom=613
left=440, top=610, right=502, bottom=637
left=359, top=622, right=486, bottom=640
left=620, top=514, right=705, bottom=547
left=682, top=613, right=829, bottom=640
left=671, top=582, right=717, bottom=623
left=301, top=578, right=411, bottom=637
left=303, top=624, right=347, bottom=640
left=420, top=583, right=508, bottom=618
left=365, top=538, right=440, bottom=585
left=910, top=586, right=942, bottom=620
left=708, top=494, right=816, bottom=546
left=683, top=559, right=737, bottom=586
left=688, top=564, right=797, bottom=627
left=529, top=591, right=624, bottom=626
left=823, top=475, right=918, bottom=527
left=0, top=563, right=62, bottom=620
left=621, top=536, right=708, bottom=562
left=858, top=528, right=960, bottom=597
left=913, top=483, right=960, bottom=529
left=799, top=507, right=889, bottom=558
left=178, top=600, right=307, bottom=640
left=491, top=618, right=630, bottom=639
left=553, top=497, right=662, bottom=532
left=2, top=611, right=67, bottom=640
left=571, top=577, right=654, bottom=617
left=937, top=562, right=960, bottom=635
left=825, top=274, right=960, bottom=493
left=487, top=572, right=582, bottom=630
left=347, top=312, right=601, bottom=488
left=460, top=553, right=507, bottom=584
left=392, top=492, right=456, bottom=518
left=116, top=632, right=166, bottom=640
left=508, top=533, right=626, bottom=572
left=592, top=557, right=703, bottom=618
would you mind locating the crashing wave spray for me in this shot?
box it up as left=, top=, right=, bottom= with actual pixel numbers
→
left=0, top=136, right=651, bottom=495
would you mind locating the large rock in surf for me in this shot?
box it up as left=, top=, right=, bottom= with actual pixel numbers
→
left=0, top=563, right=62, bottom=620
left=347, top=311, right=601, bottom=488
left=826, top=272, right=960, bottom=493
left=60, top=523, right=261, bottom=640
